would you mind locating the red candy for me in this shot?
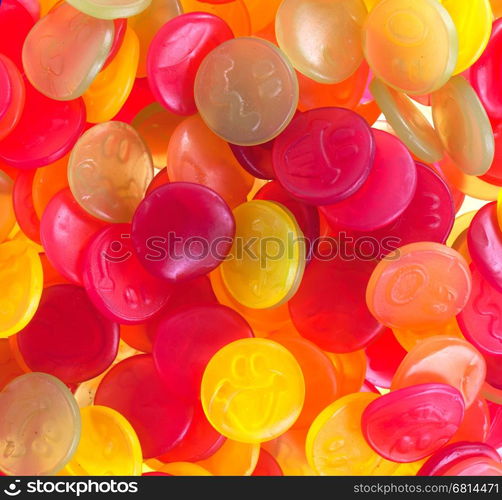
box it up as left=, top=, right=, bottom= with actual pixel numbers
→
left=289, top=258, right=384, bottom=353
left=0, top=55, right=25, bottom=141
left=147, top=12, right=234, bottom=116
left=83, top=223, right=173, bottom=325
left=471, top=18, right=502, bottom=124
left=0, top=79, right=86, bottom=169
left=0, top=0, right=34, bottom=69
left=132, top=182, right=235, bottom=282
left=153, top=304, right=253, bottom=401
left=230, top=140, right=276, bottom=180
left=272, top=107, right=375, bottom=205
left=468, top=202, right=502, bottom=294
left=365, top=328, right=406, bottom=390
left=95, top=354, right=193, bottom=458
left=40, top=189, right=108, bottom=284
left=12, top=170, right=41, bottom=243
left=254, top=180, right=320, bottom=261
left=321, top=130, right=417, bottom=232
left=362, top=383, right=465, bottom=463
left=17, top=284, right=119, bottom=384
left=0, top=56, right=12, bottom=123
left=418, top=442, right=500, bottom=476
left=252, top=449, right=283, bottom=476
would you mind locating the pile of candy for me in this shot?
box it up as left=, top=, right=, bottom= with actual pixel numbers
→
left=2, top=0, right=502, bottom=477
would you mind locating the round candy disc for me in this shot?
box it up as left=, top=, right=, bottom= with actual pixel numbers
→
left=0, top=373, right=81, bottom=476
left=129, top=0, right=182, bottom=78
left=362, top=383, right=465, bottom=462
left=22, top=2, right=115, bottom=101
left=201, top=338, right=305, bottom=443
left=275, top=0, right=367, bottom=84
left=450, top=396, right=491, bottom=443
left=366, top=242, right=472, bottom=330
left=0, top=55, right=25, bottom=142
left=321, top=130, right=417, bottom=232
left=441, top=0, right=492, bottom=75
left=305, top=393, right=398, bottom=475
left=83, top=27, right=139, bottom=123
left=272, top=107, right=375, bottom=205
left=68, top=121, right=153, bottom=223
left=95, top=354, right=193, bottom=458
left=363, top=0, right=458, bottom=94
left=392, top=336, right=486, bottom=408
left=153, top=304, right=253, bottom=401
left=432, top=75, right=494, bottom=176
left=166, top=115, right=254, bottom=208
left=0, top=240, right=43, bottom=338
left=147, top=12, right=234, bottom=116
left=370, top=78, right=443, bottom=163
left=64, top=406, right=142, bottom=476
left=220, top=200, right=305, bottom=309
left=418, top=441, right=500, bottom=476
left=468, top=202, right=502, bottom=293
left=66, top=0, right=152, bottom=19
left=0, top=79, right=85, bottom=169
left=289, top=258, right=384, bottom=353
left=17, top=284, right=120, bottom=384
left=471, top=19, right=502, bottom=123
left=83, top=223, right=173, bottom=324
left=40, top=189, right=108, bottom=284
left=194, top=37, right=298, bottom=146
left=132, top=182, right=235, bottom=282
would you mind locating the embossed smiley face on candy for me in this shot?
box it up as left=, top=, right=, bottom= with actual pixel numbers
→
left=1, top=0, right=502, bottom=478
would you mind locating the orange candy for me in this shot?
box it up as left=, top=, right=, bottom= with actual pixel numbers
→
left=0, top=338, right=25, bottom=390
left=167, top=115, right=254, bottom=209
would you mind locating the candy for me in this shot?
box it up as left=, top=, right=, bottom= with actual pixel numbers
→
left=147, top=12, right=234, bottom=116
left=194, top=37, right=298, bottom=146
left=22, top=2, right=115, bottom=101
left=132, top=182, right=235, bottom=282
left=0, top=55, right=25, bottom=141
left=0, top=170, right=16, bottom=244
left=366, top=242, right=472, bottom=330
left=363, top=0, right=458, bottom=95
left=220, top=200, right=305, bottom=309
left=95, top=354, right=193, bottom=458
left=63, top=406, right=142, bottom=476
left=432, top=75, right=494, bottom=176
left=362, top=383, right=465, bottom=462
left=306, top=393, right=398, bottom=475
left=66, top=0, right=152, bottom=20
left=201, top=338, right=305, bottom=443
left=82, top=223, right=173, bottom=324
left=275, top=0, right=367, bottom=84
left=12, top=170, right=41, bottom=244
left=17, top=284, right=119, bottom=384
left=441, top=457, right=502, bottom=476
left=0, top=373, right=80, bottom=476
left=272, top=107, right=375, bottom=205
left=321, top=130, right=417, bottom=232
left=230, top=140, right=275, bottom=180
left=68, top=121, right=153, bottom=223
left=252, top=449, right=283, bottom=476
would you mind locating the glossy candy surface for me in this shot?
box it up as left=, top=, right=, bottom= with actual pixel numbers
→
left=68, top=121, right=153, bottom=223
left=66, top=0, right=152, bottom=19
left=272, top=107, right=375, bottom=205
left=362, top=383, right=465, bottom=462
left=194, top=37, right=298, bottom=146
left=0, top=55, right=25, bottom=142
left=132, top=182, right=235, bottom=282
left=201, top=338, right=305, bottom=443
left=0, top=373, right=81, bottom=476
left=17, top=285, right=120, bottom=384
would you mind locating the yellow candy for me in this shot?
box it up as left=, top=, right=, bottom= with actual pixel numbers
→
left=363, top=0, right=458, bottom=95
left=221, top=200, right=305, bottom=309
left=158, top=462, right=212, bottom=476
left=306, top=393, right=398, bottom=476
left=83, top=27, right=139, bottom=123
left=197, top=439, right=260, bottom=476
left=0, top=240, right=43, bottom=338
left=432, top=76, right=494, bottom=176
left=447, top=210, right=478, bottom=247
left=201, top=338, right=305, bottom=443
left=62, top=406, right=142, bottom=476
left=275, top=0, right=367, bottom=84
left=370, top=78, right=443, bottom=163
left=440, top=0, right=493, bottom=74
left=129, top=0, right=182, bottom=78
